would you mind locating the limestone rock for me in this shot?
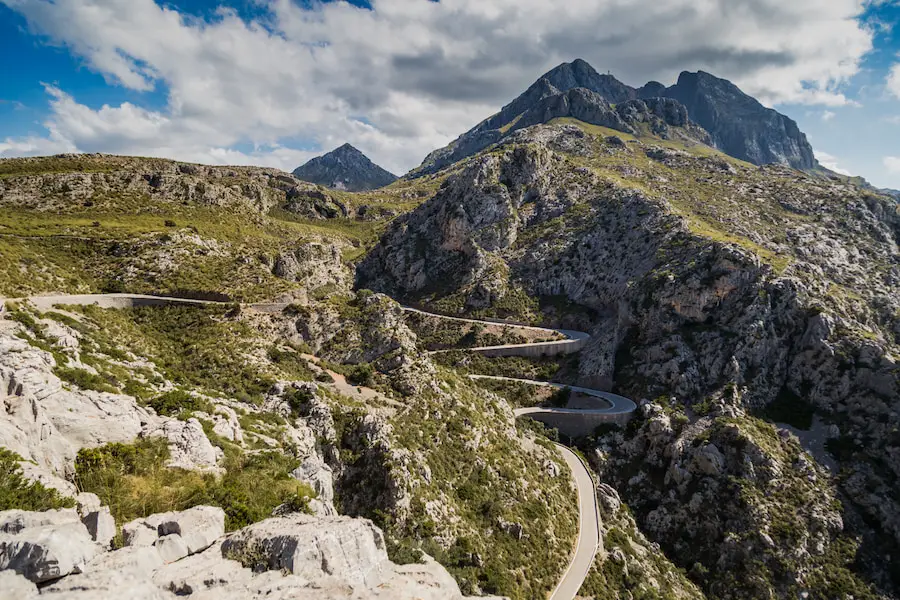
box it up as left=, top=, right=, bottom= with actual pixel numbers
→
left=0, top=508, right=80, bottom=534
left=146, top=418, right=223, bottom=473
left=0, top=570, right=39, bottom=600
left=291, top=457, right=335, bottom=505
left=0, top=520, right=99, bottom=582
left=220, top=514, right=388, bottom=588
left=157, top=506, right=225, bottom=555
left=81, top=508, right=116, bottom=548
left=155, top=534, right=189, bottom=564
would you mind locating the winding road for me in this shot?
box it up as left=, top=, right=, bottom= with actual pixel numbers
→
left=3, top=293, right=638, bottom=600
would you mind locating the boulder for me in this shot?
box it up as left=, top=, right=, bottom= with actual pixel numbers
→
left=75, top=493, right=103, bottom=517
left=692, top=443, right=726, bottom=476
left=155, top=534, right=189, bottom=564
left=152, top=544, right=252, bottom=595
left=0, top=521, right=100, bottom=582
left=156, top=506, right=225, bottom=555
left=291, top=456, right=335, bottom=505
left=0, top=508, right=79, bottom=534
left=123, top=514, right=167, bottom=548
left=219, top=515, right=388, bottom=589
left=0, top=570, right=39, bottom=600
left=82, top=508, right=116, bottom=548
left=150, top=419, right=223, bottom=473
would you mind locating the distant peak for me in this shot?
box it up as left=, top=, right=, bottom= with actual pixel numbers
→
left=333, top=143, right=363, bottom=155
left=292, top=143, right=396, bottom=192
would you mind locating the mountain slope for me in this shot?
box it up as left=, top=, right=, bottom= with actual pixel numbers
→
left=293, top=144, right=398, bottom=192
left=414, top=59, right=816, bottom=175
left=358, top=119, right=900, bottom=598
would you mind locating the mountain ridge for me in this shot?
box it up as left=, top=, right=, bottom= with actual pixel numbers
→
left=414, top=59, right=816, bottom=175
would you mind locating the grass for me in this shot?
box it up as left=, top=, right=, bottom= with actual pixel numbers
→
left=74, top=437, right=315, bottom=531
left=0, top=448, right=75, bottom=511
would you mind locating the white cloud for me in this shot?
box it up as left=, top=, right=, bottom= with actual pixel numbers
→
left=821, top=110, right=836, bottom=121
left=885, top=156, right=900, bottom=173
left=0, top=0, right=879, bottom=173
left=887, top=63, right=900, bottom=99
left=816, top=150, right=852, bottom=175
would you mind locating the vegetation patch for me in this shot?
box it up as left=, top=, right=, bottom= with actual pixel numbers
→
left=74, top=437, right=315, bottom=531
left=0, top=448, right=75, bottom=511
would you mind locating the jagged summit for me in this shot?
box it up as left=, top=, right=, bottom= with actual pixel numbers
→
left=414, top=59, right=817, bottom=174
left=292, top=143, right=397, bottom=192
left=655, top=70, right=816, bottom=169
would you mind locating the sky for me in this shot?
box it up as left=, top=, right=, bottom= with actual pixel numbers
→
left=0, top=0, right=898, bottom=188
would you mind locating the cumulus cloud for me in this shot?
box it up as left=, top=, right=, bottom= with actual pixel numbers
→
left=0, top=0, right=878, bottom=173
left=887, top=63, right=900, bottom=99
left=885, top=156, right=900, bottom=173
left=816, top=150, right=852, bottom=175
left=821, top=110, right=837, bottom=121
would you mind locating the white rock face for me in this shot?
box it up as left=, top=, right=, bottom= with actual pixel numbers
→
left=155, top=535, right=189, bottom=564
left=291, top=456, right=335, bottom=505
left=0, top=520, right=100, bottom=582
left=0, top=323, right=156, bottom=481
left=157, top=506, right=225, bottom=555
left=123, top=506, right=225, bottom=564
left=0, top=508, right=497, bottom=600
left=0, top=508, right=80, bottom=534
left=145, top=418, right=223, bottom=473
left=81, top=508, right=116, bottom=548
left=220, top=514, right=388, bottom=589
left=0, top=570, right=39, bottom=600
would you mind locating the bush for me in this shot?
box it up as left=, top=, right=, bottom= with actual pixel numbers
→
left=164, top=219, right=177, bottom=227
left=346, top=363, right=376, bottom=387
left=75, top=438, right=315, bottom=531
left=548, top=386, right=571, bottom=408
left=0, top=448, right=75, bottom=511
left=54, top=367, right=119, bottom=393
left=146, top=389, right=212, bottom=417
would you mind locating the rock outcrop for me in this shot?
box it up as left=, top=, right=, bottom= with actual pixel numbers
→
left=292, top=144, right=397, bottom=192
left=650, top=70, right=816, bottom=169
left=0, top=507, right=492, bottom=600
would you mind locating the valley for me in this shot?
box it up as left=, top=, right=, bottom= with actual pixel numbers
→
left=1, top=58, right=898, bottom=600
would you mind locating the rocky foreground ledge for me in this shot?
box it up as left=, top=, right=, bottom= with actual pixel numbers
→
left=0, top=503, right=504, bottom=600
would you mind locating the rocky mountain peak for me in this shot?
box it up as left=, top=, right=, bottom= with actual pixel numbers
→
left=292, top=144, right=397, bottom=192
left=541, top=59, right=637, bottom=104
left=414, top=59, right=818, bottom=175
left=648, top=70, right=817, bottom=169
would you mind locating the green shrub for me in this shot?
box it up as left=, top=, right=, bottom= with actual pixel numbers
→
left=146, top=389, right=213, bottom=417
left=54, top=367, right=119, bottom=393
left=347, top=363, right=376, bottom=387
left=75, top=438, right=315, bottom=531
left=0, top=448, right=75, bottom=511
left=548, top=386, right=571, bottom=408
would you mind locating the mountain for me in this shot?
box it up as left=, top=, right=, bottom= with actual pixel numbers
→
left=359, top=118, right=900, bottom=598
left=415, top=59, right=816, bottom=174
left=881, top=187, right=900, bottom=200
left=292, top=143, right=397, bottom=192
left=650, top=70, right=816, bottom=169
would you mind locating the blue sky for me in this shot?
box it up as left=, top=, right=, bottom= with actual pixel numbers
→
left=0, top=0, right=898, bottom=188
